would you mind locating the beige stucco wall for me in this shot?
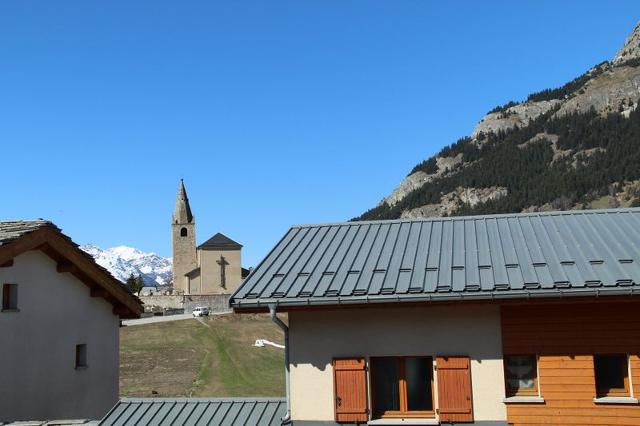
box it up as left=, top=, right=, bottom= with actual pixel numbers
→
left=198, top=248, right=242, bottom=294
left=0, top=251, right=119, bottom=422
left=288, top=304, right=506, bottom=422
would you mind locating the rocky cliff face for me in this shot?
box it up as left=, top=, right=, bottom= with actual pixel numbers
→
left=359, top=22, right=640, bottom=221
left=614, top=22, right=640, bottom=65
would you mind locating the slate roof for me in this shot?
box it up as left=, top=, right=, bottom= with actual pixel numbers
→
left=0, top=220, right=52, bottom=245
left=198, top=232, right=243, bottom=250
left=99, top=398, right=286, bottom=426
left=231, top=208, right=640, bottom=310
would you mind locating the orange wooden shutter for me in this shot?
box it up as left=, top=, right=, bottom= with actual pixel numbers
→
left=333, top=358, right=368, bottom=423
left=436, top=355, right=473, bottom=423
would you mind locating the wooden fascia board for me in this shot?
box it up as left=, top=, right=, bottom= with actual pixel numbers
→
left=0, top=227, right=49, bottom=265
left=232, top=293, right=640, bottom=314
left=0, top=227, right=142, bottom=318
left=44, top=230, right=143, bottom=317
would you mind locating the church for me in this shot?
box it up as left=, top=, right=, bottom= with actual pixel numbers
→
left=171, top=180, right=247, bottom=295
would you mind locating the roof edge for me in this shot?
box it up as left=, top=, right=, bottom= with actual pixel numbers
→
left=0, top=224, right=143, bottom=318
left=118, top=397, right=287, bottom=403
left=231, top=286, right=640, bottom=311
left=292, top=207, right=640, bottom=229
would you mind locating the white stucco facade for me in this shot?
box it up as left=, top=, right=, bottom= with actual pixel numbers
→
left=288, top=304, right=507, bottom=422
left=0, top=251, right=120, bottom=422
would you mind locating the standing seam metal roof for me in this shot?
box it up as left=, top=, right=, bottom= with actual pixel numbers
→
left=99, top=398, right=287, bottom=426
left=231, top=209, right=640, bottom=309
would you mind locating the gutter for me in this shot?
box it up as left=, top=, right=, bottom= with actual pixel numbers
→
left=269, top=304, right=291, bottom=424
left=233, top=286, right=640, bottom=310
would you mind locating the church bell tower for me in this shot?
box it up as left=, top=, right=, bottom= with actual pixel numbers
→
left=172, top=179, right=197, bottom=293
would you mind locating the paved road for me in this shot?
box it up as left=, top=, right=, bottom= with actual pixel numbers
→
left=122, top=311, right=232, bottom=326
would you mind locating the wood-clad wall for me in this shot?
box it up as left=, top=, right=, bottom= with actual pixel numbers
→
left=502, top=301, right=640, bottom=426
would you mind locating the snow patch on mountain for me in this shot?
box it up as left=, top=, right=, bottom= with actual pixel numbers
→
left=81, top=244, right=172, bottom=287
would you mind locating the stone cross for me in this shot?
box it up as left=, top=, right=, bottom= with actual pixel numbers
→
left=217, top=255, right=229, bottom=289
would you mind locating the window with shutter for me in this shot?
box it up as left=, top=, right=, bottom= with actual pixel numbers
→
left=333, top=358, right=369, bottom=423
left=436, top=355, right=473, bottom=423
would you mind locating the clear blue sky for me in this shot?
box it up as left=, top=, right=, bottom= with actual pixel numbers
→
left=1, top=1, right=638, bottom=266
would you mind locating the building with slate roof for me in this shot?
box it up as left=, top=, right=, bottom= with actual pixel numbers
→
left=172, top=180, right=248, bottom=295
left=0, top=220, right=142, bottom=423
left=230, top=208, right=640, bottom=426
left=100, top=398, right=287, bottom=426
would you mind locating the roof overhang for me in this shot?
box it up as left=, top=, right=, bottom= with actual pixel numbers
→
left=232, top=287, right=640, bottom=313
left=0, top=225, right=143, bottom=319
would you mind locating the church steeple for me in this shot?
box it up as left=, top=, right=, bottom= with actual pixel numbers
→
left=173, top=179, right=194, bottom=224
left=172, top=179, right=197, bottom=293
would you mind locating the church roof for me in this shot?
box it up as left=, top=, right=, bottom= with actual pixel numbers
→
left=173, top=179, right=194, bottom=224
left=198, top=232, right=243, bottom=250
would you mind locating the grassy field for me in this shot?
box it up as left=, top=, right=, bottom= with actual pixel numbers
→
left=120, top=313, right=285, bottom=397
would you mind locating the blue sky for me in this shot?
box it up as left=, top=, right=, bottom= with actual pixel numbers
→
left=1, top=1, right=638, bottom=266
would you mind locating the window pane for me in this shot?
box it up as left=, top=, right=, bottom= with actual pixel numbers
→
left=506, top=355, right=536, bottom=391
left=594, top=354, right=627, bottom=394
left=372, top=358, right=400, bottom=412
left=2, top=284, right=17, bottom=310
left=405, top=357, right=433, bottom=411
left=76, top=344, right=87, bottom=368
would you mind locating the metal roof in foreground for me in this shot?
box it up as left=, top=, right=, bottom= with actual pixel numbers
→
left=231, top=208, right=640, bottom=309
left=99, top=398, right=286, bottom=426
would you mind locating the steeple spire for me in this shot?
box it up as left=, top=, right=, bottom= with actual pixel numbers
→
left=173, top=179, right=194, bottom=224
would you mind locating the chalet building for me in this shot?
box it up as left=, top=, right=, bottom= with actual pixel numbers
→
left=231, top=208, right=640, bottom=425
left=0, top=221, right=143, bottom=422
left=172, top=179, right=248, bottom=295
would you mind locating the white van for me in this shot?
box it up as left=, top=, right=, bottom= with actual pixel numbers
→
left=192, top=306, right=210, bottom=317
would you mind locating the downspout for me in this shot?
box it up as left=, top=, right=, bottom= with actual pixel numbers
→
left=269, top=304, right=291, bottom=424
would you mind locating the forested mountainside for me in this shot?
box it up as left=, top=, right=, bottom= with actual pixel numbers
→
left=358, top=23, right=640, bottom=221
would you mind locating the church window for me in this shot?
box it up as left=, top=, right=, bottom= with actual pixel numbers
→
left=181, top=227, right=188, bottom=237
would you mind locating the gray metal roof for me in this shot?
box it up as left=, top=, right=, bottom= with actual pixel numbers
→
left=99, top=398, right=286, bottom=426
left=231, top=208, right=640, bottom=309
left=0, top=220, right=52, bottom=245
left=198, top=233, right=243, bottom=250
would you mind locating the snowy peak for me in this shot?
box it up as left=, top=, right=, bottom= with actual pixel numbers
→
left=81, top=244, right=172, bottom=287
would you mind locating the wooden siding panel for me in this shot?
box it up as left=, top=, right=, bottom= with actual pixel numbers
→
left=502, top=301, right=640, bottom=426
left=436, top=355, right=473, bottom=423
left=333, top=358, right=368, bottom=423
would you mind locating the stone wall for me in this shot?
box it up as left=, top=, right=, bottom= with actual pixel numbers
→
left=138, top=294, right=231, bottom=313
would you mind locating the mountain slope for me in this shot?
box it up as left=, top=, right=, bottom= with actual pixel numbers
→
left=358, top=23, right=640, bottom=221
left=81, top=245, right=172, bottom=286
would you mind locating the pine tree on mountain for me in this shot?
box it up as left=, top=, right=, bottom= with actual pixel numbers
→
left=125, top=273, right=144, bottom=294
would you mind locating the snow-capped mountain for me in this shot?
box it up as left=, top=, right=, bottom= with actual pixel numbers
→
left=81, top=244, right=172, bottom=287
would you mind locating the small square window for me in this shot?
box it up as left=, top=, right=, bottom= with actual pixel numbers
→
left=594, top=354, right=629, bottom=397
left=2, top=283, right=18, bottom=311
left=75, top=344, right=87, bottom=369
left=504, top=355, right=538, bottom=397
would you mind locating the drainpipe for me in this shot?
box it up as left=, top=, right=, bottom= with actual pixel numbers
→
left=269, top=304, right=291, bottom=424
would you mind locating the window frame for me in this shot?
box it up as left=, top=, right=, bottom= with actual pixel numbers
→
left=370, top=356, right=435, bottom=419
left=2, top=283, right=18, bottom=311
left=75, top=344, right=88, bottom=369
left=504, top=354, right=539, bottom=397
left=593, top=353, right=630, bottom=398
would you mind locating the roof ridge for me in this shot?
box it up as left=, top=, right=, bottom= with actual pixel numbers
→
left=290, top=207, right=640, bottom=229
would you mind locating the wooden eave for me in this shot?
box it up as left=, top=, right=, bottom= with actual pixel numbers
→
left=0, top=226, right=143, bottom=319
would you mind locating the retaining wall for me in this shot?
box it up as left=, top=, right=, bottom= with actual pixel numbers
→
left=139, top=294, right=231, bottom=313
